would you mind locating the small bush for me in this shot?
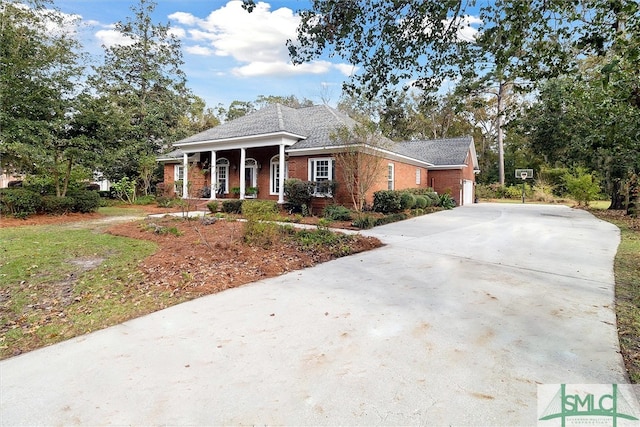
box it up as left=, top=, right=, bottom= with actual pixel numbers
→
left=403, top=187, right=436, bottom=195
left=68, top=190, right=101, bottom=213
left=412, top=208, right=425, bottom=216
left=156, top=196, right=175, bottom=208
left=399, top=192, right=416, bottom=210
left=414, top=196, right=428, bottom=209
left=323, top=204, right=352, bottom=221
left=206, top=201, right=219, bottom=213
left=373, top=190, right=403, bottom=213
left=438, top=193, right=456, bottom=209
left=564, top=169, right=601, bottom=206
left=242, top=200, right=278, bottom=220
left=243, top=221, right=280, bottom=247
left=424, top=192, right=439, bottom=206
left=284, top=179, right=313, bottom=214
left=42, top=196, right=74, bottom=215
left=0, top=188, right=42, bottom=218
left=222, top=200, right=243, bottom=214
left=134, top=195, right=156, bottom=205
left=374, top=213, right=408, bottom=226
left=352, top=214, right=376, bottom=229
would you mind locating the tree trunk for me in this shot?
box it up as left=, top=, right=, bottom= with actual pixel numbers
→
left=609, top=179, right=625, bottom=209
left=627, top=173, right=638, bottom=217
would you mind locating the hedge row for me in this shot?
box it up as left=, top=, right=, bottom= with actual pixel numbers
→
left=372, top=189, right=439, bottom=213
left=0, top=188, right=101, bottom=218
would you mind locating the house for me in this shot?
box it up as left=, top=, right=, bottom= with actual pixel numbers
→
left=158, top=104, right=479, bottom=207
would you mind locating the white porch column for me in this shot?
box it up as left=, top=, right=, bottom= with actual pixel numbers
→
left=239, top=147, right=246, bottom=200
left=278, top=144, right=286, bottom=204
left=210, top=150, right=216, bottom=200
left=182, top=152, right=188, bottom=199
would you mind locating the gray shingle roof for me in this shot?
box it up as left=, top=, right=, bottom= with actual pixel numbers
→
left=394, top=137, right=474, bottom=166
left=174, top=104, right=352, bottom=146
left=164, top=104, right=475, bottom=168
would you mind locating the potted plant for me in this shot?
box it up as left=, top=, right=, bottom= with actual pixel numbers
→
left=230, top=187, right=241, bottom=198
left=246, top=186, right=259, bottom=198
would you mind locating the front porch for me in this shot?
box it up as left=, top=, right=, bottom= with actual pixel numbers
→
left=163, top=145, right=289, bottom=204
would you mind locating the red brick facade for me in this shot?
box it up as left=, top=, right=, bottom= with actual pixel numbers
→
left=162, top=147, right=475, bottom=207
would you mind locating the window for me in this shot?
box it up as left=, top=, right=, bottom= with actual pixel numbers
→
left=175, top=165, right=184, bottom=181
left=416, top=168, right=421, bottom=185
left=308, top=158, right=335, bottom=195
left=387, top=163, right=395, bottom=190
left=270, top=155, right=288, bottom=195
left=216, top=158, right=229, bottom=194
left=174, top=165, right=185, bottom=196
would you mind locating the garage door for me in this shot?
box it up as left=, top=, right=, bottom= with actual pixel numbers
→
left=463, top=180, right=473, bottom=206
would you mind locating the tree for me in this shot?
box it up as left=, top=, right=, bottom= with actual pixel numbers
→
left=0, top=0, right=97, bottom=197
left=331, top=123, right=392, bottom=212
left=89, top=0, right=193, bottom=188
left=254, top=95, right=314, bottom=109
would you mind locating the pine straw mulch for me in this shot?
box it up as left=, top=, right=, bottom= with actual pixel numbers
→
left=105, top=216, right=382, bottom=299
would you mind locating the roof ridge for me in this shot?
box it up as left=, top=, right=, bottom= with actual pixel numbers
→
left=276, top=103, right=285, bottom=131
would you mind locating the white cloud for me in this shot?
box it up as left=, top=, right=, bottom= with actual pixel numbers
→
left=186, top=45, right=215, bottom=56
left=171, top=1, right=349, bottom=77
left=95, top=27, right=135, bottom=48
left=333, top=63, right=358, bottom=76
left=232, top=60, right=334, bottom=77
left=168, top=27, right=186, bottom=39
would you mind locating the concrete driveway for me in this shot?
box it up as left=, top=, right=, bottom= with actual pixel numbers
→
left=0, top=203, right=628, bottom=425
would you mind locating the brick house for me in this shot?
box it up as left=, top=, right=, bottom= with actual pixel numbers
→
left=158, top=104, right=479, bottom=207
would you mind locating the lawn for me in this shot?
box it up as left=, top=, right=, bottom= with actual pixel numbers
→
left=589, top=207, right=640, bottom=382
left=0, top=224, right=159, bottom=359
left=0, top=209, right=381, bottom=359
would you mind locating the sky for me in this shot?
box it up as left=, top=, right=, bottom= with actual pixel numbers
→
left=52, top=0, right=355, bottom=110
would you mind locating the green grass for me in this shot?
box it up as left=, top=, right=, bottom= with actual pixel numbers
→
left=590, top=210, right=640, bottom=382
left=0, top=224, right=159, bottom=359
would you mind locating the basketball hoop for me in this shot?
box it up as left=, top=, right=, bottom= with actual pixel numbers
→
left=520, top=171, right=528, bottom=180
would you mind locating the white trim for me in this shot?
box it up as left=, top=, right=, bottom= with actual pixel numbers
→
left=415, top=168, right=421, bottom=185
left=308, top=157, right=335, bottom=196
left=175, top=132, right=303, bottom=150
left=269, top=154, right=288, bottom=196
left=387, top=163, right=395, bottom=190
left=216, top=158, right=230, bottom=194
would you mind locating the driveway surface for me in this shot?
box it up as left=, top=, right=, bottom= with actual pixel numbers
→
left=0, top=203, right=630, bottom=425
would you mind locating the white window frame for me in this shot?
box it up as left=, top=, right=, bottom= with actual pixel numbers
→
left=174, top=165, right=185, bottom=196
left=270, top=155, right=288, bottom=195
left=216, top=158, right=230, bottom=194
left=415, top=168, right=421, bottom=185
left=387, top=163, right=395, bottom=190
left=308, top=157, right=335, bottom=196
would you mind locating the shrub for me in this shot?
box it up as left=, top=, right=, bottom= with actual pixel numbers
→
left=438, top=193, right=456, bottom=209
left=284, top=178, right=313, bottom=214
left=243, top=220, right=280, bottom=247
left=564, top=169, right=601, bottom=206
left=374, top=213, right=408, bottom=226
left=206, top=201, right=219, bottom=213
left=156, top=196, right=175, bottom=208
left=373, top=190, right=403, bottom=213
left=323, top=204, right=352, bottom=221
left=352, top=214, right=376, bottom=229
left=0, top=188, right=42, bottom=218
left=222, top=199, right=243, bottom=214
left=403, top=187, right=436, bottom=195
left=424, top=192, right=439, bottom=206
left=42, top=195, right=74, bottom=215
left=414, top=196, right=428, bottom=209
left=134, top=195, right=156, bottom=205
left=242, top=200, right=278, bottom=220
left=68, top=190, right=101, bottom=213
left=399, top=192, right=416, bottom=210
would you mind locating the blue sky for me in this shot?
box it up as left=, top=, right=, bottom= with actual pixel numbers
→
left=53, top=0, right=354, bottom=109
